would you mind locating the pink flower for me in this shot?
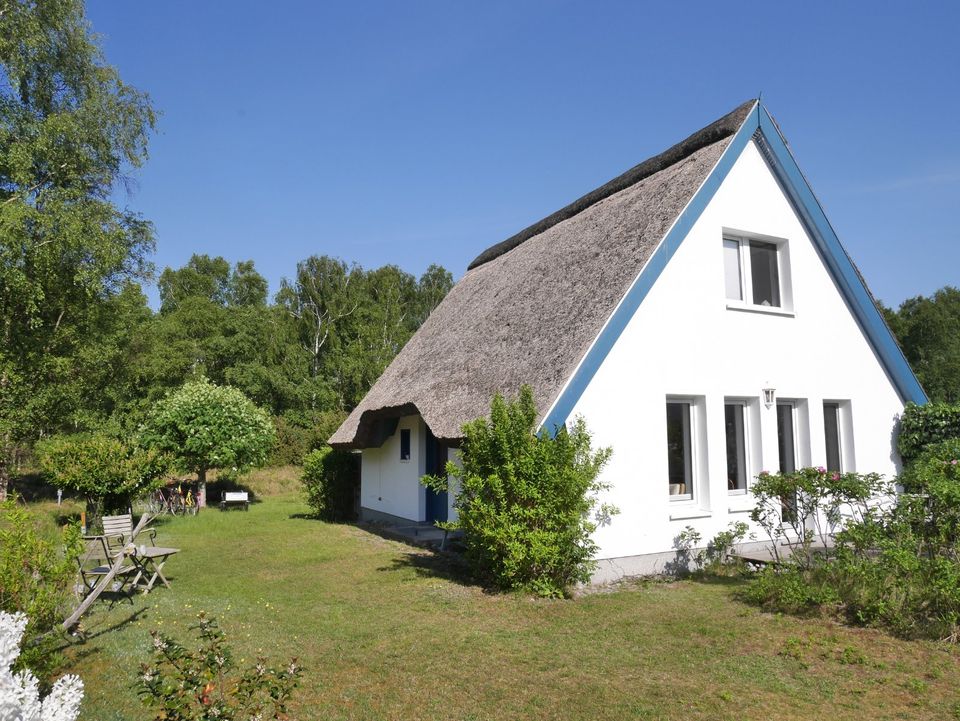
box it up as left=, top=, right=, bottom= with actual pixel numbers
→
left=831, top=472, right=840, bottom=481
left=952, top=460, right=958, bottom=466
left=815, top=466, right=826, bottom=474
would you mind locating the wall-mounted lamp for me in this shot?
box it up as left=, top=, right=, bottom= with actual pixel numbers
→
left=762, top=387, right=776, bottom=408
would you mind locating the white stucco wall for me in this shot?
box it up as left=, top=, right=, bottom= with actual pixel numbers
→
left=566, top=138, right=905, bottom=567
left=360, top=415, right=426, bottom=522
left=360, top=417, right=461, bottom=524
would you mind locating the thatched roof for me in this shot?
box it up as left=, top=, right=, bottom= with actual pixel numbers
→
left=330, top=100, right=756, bottom=448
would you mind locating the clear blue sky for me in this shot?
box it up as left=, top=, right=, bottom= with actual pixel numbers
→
left=87, top=0, right=959, bottom=309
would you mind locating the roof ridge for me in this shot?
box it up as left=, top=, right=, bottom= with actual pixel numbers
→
left=467, top=99, right=757, bottom=271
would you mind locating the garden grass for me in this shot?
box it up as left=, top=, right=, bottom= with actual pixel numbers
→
left=59, top=484, right=960, bottom=720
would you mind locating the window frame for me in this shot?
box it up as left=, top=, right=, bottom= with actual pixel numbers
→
left=822, top=400, right=855, bottom=473
left=776, top=400, right=800, bottom=524
left=723, top=231, right=792, bottom=313
left=665, top=398, right=697, bottom=502
left=399, top=428, right=411, bottom=462
left=723, top=400, right=750, bottom=495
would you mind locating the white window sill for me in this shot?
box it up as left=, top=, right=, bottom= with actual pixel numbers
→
left=728, top=507, right=752, bottom=514
left=669, top=509, right=712, bottom=521
left=726, top=302, right=795, bottom=318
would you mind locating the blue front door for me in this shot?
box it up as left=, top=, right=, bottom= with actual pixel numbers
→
left=424, top=429, right=448, bottom=523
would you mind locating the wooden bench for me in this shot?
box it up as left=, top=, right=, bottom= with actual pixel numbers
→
left=219, top=491, right=249, bottom=511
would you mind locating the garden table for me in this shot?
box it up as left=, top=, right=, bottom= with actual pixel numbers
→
left=132, top=546, right=180, bottom=593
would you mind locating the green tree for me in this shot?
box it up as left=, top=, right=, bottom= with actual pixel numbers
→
left=0, top=0, right=156, bottom=498
left=35, top=433, right=169, bottom=533
left=885, top=287, right=960, bottom=403
left=158, top=254, right=268, bottom=313
left=424, top=385, right=614, bottom=597
left=142, top=379, right=275, bottom=507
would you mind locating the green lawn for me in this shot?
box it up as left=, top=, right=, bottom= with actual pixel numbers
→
left=63, top=484, right=960, bottom=720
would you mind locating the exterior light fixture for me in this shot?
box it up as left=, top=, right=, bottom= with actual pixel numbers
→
left=762, top=387, right=776, bottom=408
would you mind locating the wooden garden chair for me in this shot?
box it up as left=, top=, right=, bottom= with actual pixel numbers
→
left=102, top=513, right=157, bottom=555
left=76, top=535, right=139, bottom=602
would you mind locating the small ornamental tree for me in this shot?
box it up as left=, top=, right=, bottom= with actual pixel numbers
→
left=35, top=435, right=169, bottom=533
left=423, top=385, right=614, bottom=597
left=142, top=380, right=275, bottom=507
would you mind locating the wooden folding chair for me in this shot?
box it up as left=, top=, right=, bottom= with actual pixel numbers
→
left=102, top=513, right=157, bottom=555
left=76, top=535, right=139, bottom=603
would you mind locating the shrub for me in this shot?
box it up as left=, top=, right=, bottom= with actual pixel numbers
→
left=301, top=447, right=359, bottom=522
left=671, top=522, right=750, bottom=576
left=138, top=612, right=302, bottom=721
left=423, top=385, right=614, bottom=597
left=0, top=496, right=83, bottom=681
left=749, top=467, right=890, bottom=570
left=745, top=462, right=960, bottom=640
left=35, top=434, right=169, bottom=533
left=142, top=379, right=276, bottom=507
left=0, top=611, right=84, bottom=721
left=897, top=401, right=960, bottom=464
left=744, top=565, right=839, bottom=615
left=269, top=410, right=347, bottom=466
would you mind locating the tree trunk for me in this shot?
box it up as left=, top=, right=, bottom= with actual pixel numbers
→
left=0, top=439, right=12, bottom=502
left=197, top=467, right=207, bottom=508
left=85, top=495, right=105, bottom=535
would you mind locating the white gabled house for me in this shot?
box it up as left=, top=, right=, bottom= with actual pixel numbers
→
left=330, top=100, right=926, bottom=579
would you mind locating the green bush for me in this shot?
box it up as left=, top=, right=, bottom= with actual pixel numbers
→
left=673, top=522, right=751, bottom=576
left=270, top=410, right=347, bottom=466
left=0, top=496, right=82, bottom=681
left=744, top=565, right=839, bottom=615
left=749, top=467, right=890, bottom=570
left=423, top=385, right=614, bottom=598
left=301, top=447, right=359, bottom=522
left=138, top=611, right=302, bottom=721
left=35, top=433, right=170, bottom=533
left=897, top=402, right=960, bottom=464
left=745, top=460, right=960, bottom=640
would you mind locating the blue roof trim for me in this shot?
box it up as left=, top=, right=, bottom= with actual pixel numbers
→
left=541, top=102, right=761, bottom=433
left=755, top=105, right=926, bottom=406
left=542, top=102, right=925, bottom=434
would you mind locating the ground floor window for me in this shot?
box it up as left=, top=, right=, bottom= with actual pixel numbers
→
left=777, top=401, right=798, bottom=522
left=666, top=401, right=693, bottom=500
left=724, top=402, right=748, bottom=493
left=823, top=402, right=842, bottom=472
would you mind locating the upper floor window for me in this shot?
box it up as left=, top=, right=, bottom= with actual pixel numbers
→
left=400, top=428, right=411, bottom=461
left=724, top=234, right=791, bottom=310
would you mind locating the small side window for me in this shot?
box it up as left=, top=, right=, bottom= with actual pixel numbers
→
left=400, top=429, right=411, bottom=461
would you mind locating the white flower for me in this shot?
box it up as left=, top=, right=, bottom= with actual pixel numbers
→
left=0, top=611, right=84, bottom=721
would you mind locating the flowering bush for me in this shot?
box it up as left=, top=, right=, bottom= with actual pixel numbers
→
left=745, top=461, right=960, bottom=640
left=0, top=611, right=84, bottom=721
left=749, top=467, right=889, bottom=570
left=137, top=612, right=301, bottom=721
